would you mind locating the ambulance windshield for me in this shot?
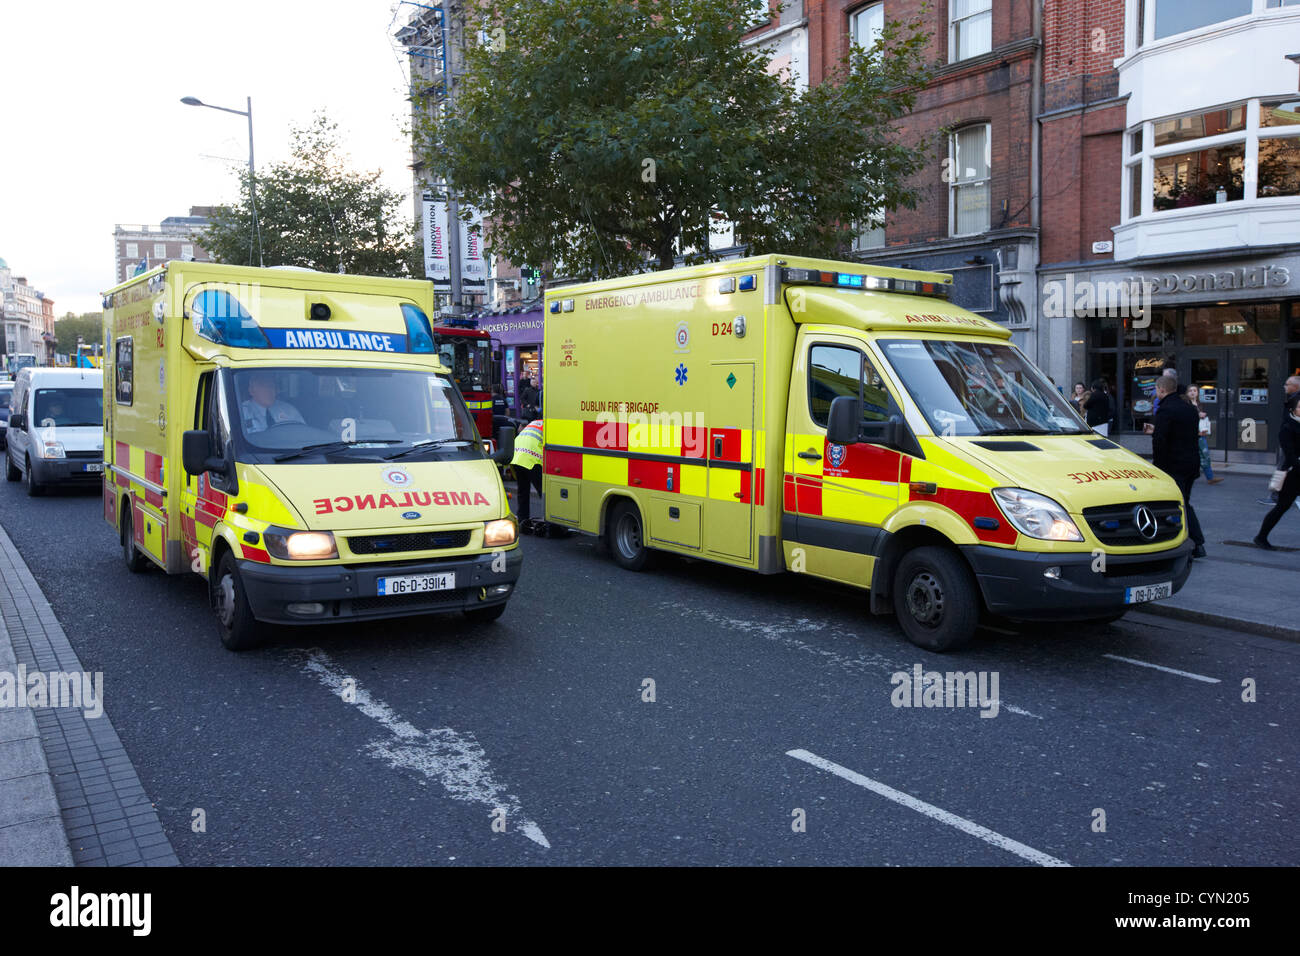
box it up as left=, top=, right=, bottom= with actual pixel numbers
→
left=879, top=339, right=1090, bottom=437
left=228, top=366, right=481, bottom=463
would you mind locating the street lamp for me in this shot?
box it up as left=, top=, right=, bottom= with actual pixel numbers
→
left=181, top=95, right=263, bottom=267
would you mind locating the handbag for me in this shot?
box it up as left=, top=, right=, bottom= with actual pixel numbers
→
left=1269, top=469, right=1287, bottom=492
left=1198, top=416, right=1211, bottom=435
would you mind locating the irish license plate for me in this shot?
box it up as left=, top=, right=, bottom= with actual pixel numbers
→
left=83, top=462, right=103, bottom=473
left=1125, top=581, right=1172, bottom=604
left=376, top=572, right=455, bottom=596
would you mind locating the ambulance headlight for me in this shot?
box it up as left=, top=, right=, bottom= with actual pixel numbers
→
left=992, top=488, right=1083, bottom=542
left=264, top=528, right=338, bottom=560
left=483, top=518, right=517, bottom=547
left=39, top=441, right=65, bottom=459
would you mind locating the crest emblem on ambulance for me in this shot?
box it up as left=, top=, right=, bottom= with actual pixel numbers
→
left=827, top=443, right=847, bottom=469
left=382, top=466, right=413, bottom=488
left=674, top=321, right=690, bottom=353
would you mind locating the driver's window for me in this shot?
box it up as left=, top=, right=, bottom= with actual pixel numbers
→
left=210, top=374, right=232, bottom=462
left=808, top=344, right=897, bottom=430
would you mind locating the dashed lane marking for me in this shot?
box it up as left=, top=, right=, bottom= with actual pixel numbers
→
left=787, top=749, right=1070, bottom=867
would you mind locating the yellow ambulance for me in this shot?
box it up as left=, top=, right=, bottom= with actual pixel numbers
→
left=102, top=263, right=519, bottom=651
left=541, top=254, right=1192, bottom=651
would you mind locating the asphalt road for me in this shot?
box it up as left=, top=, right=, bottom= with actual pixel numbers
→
left=1, top=476, right=1296, bottom=866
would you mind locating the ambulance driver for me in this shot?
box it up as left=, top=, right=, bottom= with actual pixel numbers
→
left=240, top=371, right=305, bottom=434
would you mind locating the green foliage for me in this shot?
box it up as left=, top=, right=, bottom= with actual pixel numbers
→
left=415, top=0, right=934, bottom=277
left=53, top=312, right=103, bottom=353
left=202, top=114, right=414, bottom=277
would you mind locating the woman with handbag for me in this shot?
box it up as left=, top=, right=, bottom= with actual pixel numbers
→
left=1186, top=386, right=1223, bottom=484
left=1254, top=392, right=1300, bottom=549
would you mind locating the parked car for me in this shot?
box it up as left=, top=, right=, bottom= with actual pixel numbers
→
left=5, top=367, right=104, bottom=496
left=0, top=381, right=13, bottom=449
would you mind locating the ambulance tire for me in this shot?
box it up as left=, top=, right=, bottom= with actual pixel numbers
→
left=606, top=500, right=651, bottom=571
left=120, top=507, right=149, bottom=573
left=24, top=456, right=44, bottom=496
left=893, top=547, right=980, bottom=652
left=212, top=551, right=265, bottom=652
left=5, top=453, right=18, bottom=482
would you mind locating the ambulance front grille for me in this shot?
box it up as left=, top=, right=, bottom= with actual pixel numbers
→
left=1082, top=500, right=1182, bottom=546
left=348, top=530, right=473, bottom=555
left=350, top=590, right=465, bottom=613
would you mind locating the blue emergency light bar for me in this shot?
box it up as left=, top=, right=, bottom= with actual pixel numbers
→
left=781, top=267, right=952, bottom=299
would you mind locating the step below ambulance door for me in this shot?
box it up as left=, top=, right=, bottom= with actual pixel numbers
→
left=704, top=361, right=756, bottom=562
left=784, top=337, right=907, bottom=583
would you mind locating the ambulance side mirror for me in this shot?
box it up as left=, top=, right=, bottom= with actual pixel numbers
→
left=491, top=426, right=515, bottom=464
left=182, top=430, right=224, bottom=477
left=7, top=412, right=24, bottom=431
left=826, top=396, right=862, bottom=446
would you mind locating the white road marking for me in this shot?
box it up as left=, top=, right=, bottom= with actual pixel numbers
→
left=664, top=604, right=1043, bottom=719
left=787, top=749, right=1070, bottom=867
left=291, top=648, right=550, bottom=849
left=1102, top=653, right=1220, bottom=684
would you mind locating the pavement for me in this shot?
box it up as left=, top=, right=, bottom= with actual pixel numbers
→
left=1113, top=436, right=1300, bottom=640
left=0, top=520, right=178, bottom=867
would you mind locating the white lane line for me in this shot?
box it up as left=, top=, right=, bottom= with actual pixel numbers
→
left=291, top=648, right=550, bottom=849
left=1102, top=653, right=1220, bottom=684
left=662, top=603, right=1044, bottom=720
left=786, top=749, right=1070, bottom=867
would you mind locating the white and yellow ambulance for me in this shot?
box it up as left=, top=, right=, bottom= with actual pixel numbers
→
left=102, top=263, right=519, bottom=651
left=542, top=254, right=1192, bottom=651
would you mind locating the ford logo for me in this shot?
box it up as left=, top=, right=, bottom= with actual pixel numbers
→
left=401, top=511, right=421, bottom=520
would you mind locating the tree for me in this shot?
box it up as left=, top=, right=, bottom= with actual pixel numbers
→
left=202, top=114, right=414, bottom=276
left=415, top=0, right=934, bottom=278
left=53, top=312, right=103, bottom=356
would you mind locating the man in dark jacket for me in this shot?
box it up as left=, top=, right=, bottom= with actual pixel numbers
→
left=1149, top=375, right=1206, bottom=557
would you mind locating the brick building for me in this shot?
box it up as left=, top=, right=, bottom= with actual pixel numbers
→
left=112, top=206, right=215, bottom=285
left=800, top=0, right=1047, bottom=370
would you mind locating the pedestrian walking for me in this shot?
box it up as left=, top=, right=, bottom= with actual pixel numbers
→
left=1186, top=385, right=1223, bottom=484
left=1071, top=381, right=1087, bottom=415
left=1083, top=379, right=1112, bottom=436
left=1255, top=392, right=1300, bottom=550
left=510, top=418, right=544, bottom=533
left=1260, top=375, right=1300, bottom=505
left=1146, top=374, right=1206, bottom=558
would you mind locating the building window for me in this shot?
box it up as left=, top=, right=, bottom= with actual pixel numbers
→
left=949, top=0, right=992, bottom=62
left=181, top=244, right=194, bottom=259
left=1128, top=162, right=1144, bottom=218
left=153, top=243, right=166, bottom=259
left=949, top=123, right=991, bottom=236
left=1153, top=142, right=1246, bottom=210
left=850, top=2, right=884, bottom=51
left=125, top=243, right=138, bottom=259
left=1150, top=0, right=1252, bottom=41
left=1153, top=105, right=1246, bottom=148
left=853, top=215, right=885, bottom=251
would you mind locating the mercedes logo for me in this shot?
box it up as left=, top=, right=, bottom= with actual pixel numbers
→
left=1133, top=505, right=1158, bottom=540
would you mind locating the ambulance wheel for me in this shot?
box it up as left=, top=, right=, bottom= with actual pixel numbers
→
left=5, top=453, right=19, bottom=482
left=607, top=500, right=651, bottom=571
left=464, top=603, right=507, bottom=624
left=212, top=551, right=264, bottom=651
left=24, top=457, right=44, bottom=497
left=893, top=547, right=979, bottom=652
left=121, top=508, right=148, bottom=573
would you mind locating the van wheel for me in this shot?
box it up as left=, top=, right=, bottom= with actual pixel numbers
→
left=212, top=551, right=264, bottom=651
left=121, top=508, right=148, bottom=573
left=5, top=454, right=18, bottom=482
left=24, top=457, right=43, bottom=497
left=893, top=547, right=980, bottom=652
left=464, top=603, right=507, bottom=624
left=606, top=500, right=650, bottom=571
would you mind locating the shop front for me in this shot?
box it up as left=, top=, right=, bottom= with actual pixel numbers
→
left=477, top=308, right=544, bottom=418
left=1044, top=250, right=1299, bottom=464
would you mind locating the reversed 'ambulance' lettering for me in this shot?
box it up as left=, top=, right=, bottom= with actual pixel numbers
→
left=313, top=490, right=492, bottom=513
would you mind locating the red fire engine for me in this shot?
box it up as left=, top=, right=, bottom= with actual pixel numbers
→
left=432, top=317, right=499, bottom=438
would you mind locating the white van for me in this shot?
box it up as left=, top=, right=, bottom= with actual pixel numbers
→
left=5, top=367, right=105, bottom=496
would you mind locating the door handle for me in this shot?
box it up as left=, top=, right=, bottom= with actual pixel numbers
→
left=798, top=450, right=822, bottom=461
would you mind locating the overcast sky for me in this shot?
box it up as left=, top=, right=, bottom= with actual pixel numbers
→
left=0, top=0, right=416, bottom=315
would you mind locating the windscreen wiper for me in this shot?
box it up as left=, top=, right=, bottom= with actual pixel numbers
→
left=981, top=427, right=1051, bottom=436
left=273, top=439, right=401, bottom=463
left=384, top=438, right=477, bottom=461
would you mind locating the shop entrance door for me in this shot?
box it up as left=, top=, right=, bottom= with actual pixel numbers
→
left=1185, top=349, right=1278, bottom=463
